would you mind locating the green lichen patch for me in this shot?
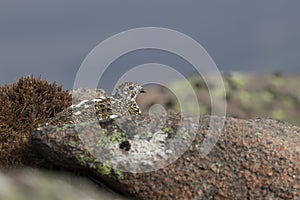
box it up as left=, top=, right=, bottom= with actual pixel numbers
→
left=55, top=124, right=73, bottom=132
left=107, top=130, right=126, bottom=143
left=97, top=161, right=112, bottom=175
left=77, top=151, right=96, bottom=166
left=95, top=160, right=123, bottom=178
left=113, top=168, right=123, bottom=179
left=179, top=130, right=190, bottom=140
left=163, top=127, right=171, bottom=133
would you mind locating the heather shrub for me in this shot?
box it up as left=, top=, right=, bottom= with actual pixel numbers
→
left=0, top=76, right=71, bottom=167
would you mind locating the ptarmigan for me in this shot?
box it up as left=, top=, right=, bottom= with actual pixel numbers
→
left=46, top=82, right=145, bottom=126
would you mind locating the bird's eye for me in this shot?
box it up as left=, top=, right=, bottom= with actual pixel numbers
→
left=129, top=86, right=134, bottom=90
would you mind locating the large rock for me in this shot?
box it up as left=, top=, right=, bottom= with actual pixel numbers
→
left=32, top=113, right=300, bottom=199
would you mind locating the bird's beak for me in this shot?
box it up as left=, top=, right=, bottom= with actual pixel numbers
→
left=140, top=88, right=146, bottom=93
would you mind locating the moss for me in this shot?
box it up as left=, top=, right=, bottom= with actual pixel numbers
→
left=0, top=75, right=72, bottom=168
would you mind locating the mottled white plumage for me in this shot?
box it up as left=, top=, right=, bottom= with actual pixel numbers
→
left=46, top=82, right=145, bottom=125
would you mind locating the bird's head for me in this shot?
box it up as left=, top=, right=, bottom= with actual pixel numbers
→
left=113, top=82, right=146, bottom=102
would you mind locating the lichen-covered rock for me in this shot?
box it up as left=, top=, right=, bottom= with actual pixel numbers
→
left=32, top=113, right=300, bottom=199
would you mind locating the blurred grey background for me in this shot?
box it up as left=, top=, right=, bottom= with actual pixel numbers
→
left=0, top=0, right=299, bottom=90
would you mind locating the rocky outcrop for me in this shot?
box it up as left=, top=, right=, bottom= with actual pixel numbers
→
left=1, top=76, right=299, bottom=199
left=32, top=114, right=300, bottom=199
